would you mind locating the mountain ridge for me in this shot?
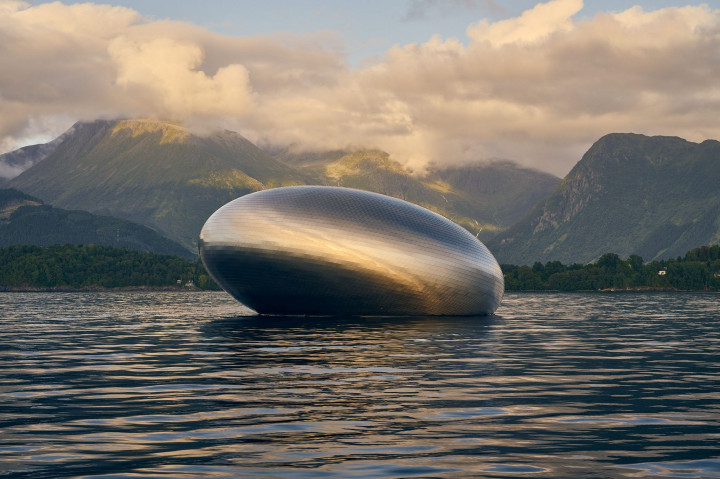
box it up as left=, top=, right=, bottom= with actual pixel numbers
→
left=489, top=133, right=720, bottom=264
left=8, top=119, right=559, bottom=249
left=7, top=121, right=720, bottom=266
left=8, top=119, right=308, bottom=250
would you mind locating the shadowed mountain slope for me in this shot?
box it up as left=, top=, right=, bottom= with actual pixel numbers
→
left=488, top=134, right=720, bottom=265
left=0, top=188, right=193, bottom=258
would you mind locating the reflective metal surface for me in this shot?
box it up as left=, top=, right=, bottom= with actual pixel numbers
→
left=199, top=186, right=504, bottom=315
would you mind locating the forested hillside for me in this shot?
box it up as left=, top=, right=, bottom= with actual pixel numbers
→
left=0, top=244, right=217, bottom=290
left=0, top=188, right=193, bottom=258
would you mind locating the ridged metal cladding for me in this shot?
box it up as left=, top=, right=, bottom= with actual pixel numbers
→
left=199, top=186, right=504, bottom=316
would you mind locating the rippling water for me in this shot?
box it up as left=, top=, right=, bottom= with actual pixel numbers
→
left=1, top=291, right=719, bottom=478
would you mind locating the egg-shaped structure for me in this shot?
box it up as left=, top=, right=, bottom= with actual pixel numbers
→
left=199, top=186, right=504, bottom=316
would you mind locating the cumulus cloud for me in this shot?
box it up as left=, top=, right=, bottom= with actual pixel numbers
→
left=1, top=0, right=719, bottom=175
left=108, top=36, right=255, bottom=117
left=467, top=0, right=582, bottom=46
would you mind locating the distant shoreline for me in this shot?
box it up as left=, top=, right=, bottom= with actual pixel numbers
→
left=0, top=285, right=208, bottom=293
left=2, top=287, right=718, bottom=294
left=504, top=288, right=718, bottom=293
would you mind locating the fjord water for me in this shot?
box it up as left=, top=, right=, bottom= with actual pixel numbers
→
left=1, top=292, right=719, bottom=478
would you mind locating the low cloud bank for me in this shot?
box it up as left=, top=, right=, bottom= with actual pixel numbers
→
left=1, top=0, right=719, bottom=175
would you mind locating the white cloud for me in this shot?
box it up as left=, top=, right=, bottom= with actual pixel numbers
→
left=108, top=36, right=255, bottom=118
left=1, top=0, right=719, bottom=176
left=466, top=0, right=582, bottom=46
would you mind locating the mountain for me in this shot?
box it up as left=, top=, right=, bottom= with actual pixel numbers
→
left=275, top=149, right=560, bottom=240
left=0, top=128, right=72, bottom=185
left=0, top=188, right=193, bottom=258
left=8, top=119, right=559, bottom=248
left=489, top=133, right=720, bottom=265
left=425, top=160, right=561, bottom=231
left=8, top=119, right=309, bottom=251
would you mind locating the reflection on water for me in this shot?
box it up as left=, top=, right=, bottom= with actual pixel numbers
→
left=1, top=291, right=719, bottom=478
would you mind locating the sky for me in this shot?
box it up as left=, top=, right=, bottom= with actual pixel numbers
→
left=2, top=0, right=720, bottom=175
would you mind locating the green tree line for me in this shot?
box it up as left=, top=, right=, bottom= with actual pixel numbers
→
left=503, top=245, right=720, bottom=291
left=3, top=243, right=720, bottom=292
left=0, top=244, right=219, bottom=290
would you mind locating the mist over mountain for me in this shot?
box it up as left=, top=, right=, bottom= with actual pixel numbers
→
left=0, top=188, right=192, bottom=258
left=8, top=119, right=558, bottom=250
left=489, top=134, right=720, bottom=265
left=0, top=128, right=73, bottom=185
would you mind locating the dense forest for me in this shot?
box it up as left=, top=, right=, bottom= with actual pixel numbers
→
left=2, top=243, right=720, bottom=292
left=502, top=245, right=720, bottom=291
left=0, top=188, right=194, bottom=259
left=0, top=244, right=218, bottom=290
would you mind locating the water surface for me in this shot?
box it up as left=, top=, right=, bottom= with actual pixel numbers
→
left=1, top=292, right=719, bottom=478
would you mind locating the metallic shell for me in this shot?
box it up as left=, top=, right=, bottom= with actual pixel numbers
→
left=199, top=186, right=504, bottom=316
